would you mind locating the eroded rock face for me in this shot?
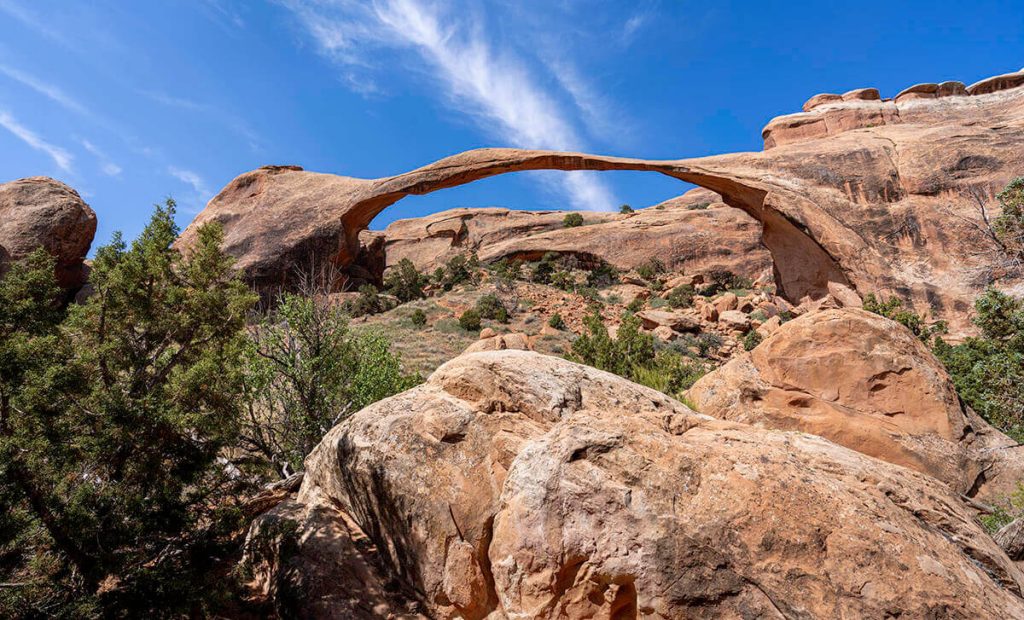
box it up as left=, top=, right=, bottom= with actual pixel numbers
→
left=0, top=177, right=96, bottom=288
left=688, top=308, right=1024, bottom=502
left=179, top=68, right=1024, bottom=332
left=293, top=350, right=1024, bottom=619
left=380, top=197, right=770, bottom=282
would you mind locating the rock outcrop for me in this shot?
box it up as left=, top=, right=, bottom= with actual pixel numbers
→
left=688, top=308, right=1024, bottom=502
left=0, top=177, right=96, bottom=289
left=380, top=195, right=770, bottom=281
left=179, top=68, right=1024, bottom=333
left=252, top=350, right=1024, bottom=618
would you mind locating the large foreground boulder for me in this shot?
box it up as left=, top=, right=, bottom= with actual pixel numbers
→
left=688, top=308, right=1024, bottom=503
left=0, top=177, right=96, bottom=288
left=268, top=350, right=1024, bottom=618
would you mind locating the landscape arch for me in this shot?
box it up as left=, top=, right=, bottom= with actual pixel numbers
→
left=178, top=147, right=884, bottom=305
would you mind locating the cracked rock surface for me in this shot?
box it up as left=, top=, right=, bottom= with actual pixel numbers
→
left=270, top=350, right=1024, bottom=618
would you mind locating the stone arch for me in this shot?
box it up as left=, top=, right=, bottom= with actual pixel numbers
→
left=178, top=148, right=879, bottom=305
left=345, top=149, right=862, bottom=304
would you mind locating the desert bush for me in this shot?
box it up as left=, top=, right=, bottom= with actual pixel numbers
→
left=619, top=204, right=634, bottom=214
left=688, top=201, right=711, bottom=210
left=570, top=310, right=705, bottom=399
left=346, top=283, right=393, bottom=317
left=530, top=252, right=560, bottom=284
left=435, top=253, right=480, bottom=291
left=666, top=284, right=695, bottom=309
left=244, top=294, right=420, bottom=478
left=459, top=308, right=482, bottom=331
left=631, top=351, right=707, bottom=398
left=696, top=332, right=723, bottom=357
left=994, top=177, right=1024, bottom=262
left=571, top=310, right=655, bottom=378
left=384, top=258, right=428, bottom=302
left=698, top=269, right=753, bottom=296
left=563, top=212, right=584, bottom=228
left=743, top=329, right=763, bottom=351
left=636, top=258, right=666, bottom=281
left=626, top=297, right=646, bottom=312
left=548, top=313, right=566, bottom=329
left=586, top=260, right=620, bottom=287
left=475, top=293, right=509, bottom=323
left=863, top=293, right=947, bottom=345
left=933, top=288, right=1024, bottom=441
left=410, top=308, right=427, bottom=327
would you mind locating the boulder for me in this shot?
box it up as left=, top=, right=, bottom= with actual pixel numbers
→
left=967, top=68, right=1024, bottom=95
left=241, top=498, right=425, bottom=619
left=292, top=351, right=1024, bottom=618
left=688, top=309, right=1024, bottom=502
left=713, top=292, right=738, bottom=313
left=463, top=332, right=532, bottom=354
left=0, top=177, right=96, bottom=289
left=841, top=87, right=881, bottom=101
left=802, top=92, right=842, bottom=112
left=718, top=309, right=751, bottom=332
left=635, top=309, right=700, bottom=333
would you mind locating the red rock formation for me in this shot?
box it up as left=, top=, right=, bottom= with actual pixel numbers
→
left=178, top=68, right=1024, bottom=332
left=689, top=309, right=1024, bottom=502
left=380, top=195, right=770, bottom=280
left=0, top=176, right=96, bottom=289
left=254, top=350, right=1024, bottom=618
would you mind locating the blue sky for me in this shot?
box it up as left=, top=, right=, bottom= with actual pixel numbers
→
left=1, top=0, right=1022, bottom=250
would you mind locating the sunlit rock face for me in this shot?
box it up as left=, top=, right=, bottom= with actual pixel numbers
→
left=238, top=350, right=1024, bottom=618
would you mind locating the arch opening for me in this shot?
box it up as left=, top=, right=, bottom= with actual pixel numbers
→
left=338, top=150, right=854, bottom=305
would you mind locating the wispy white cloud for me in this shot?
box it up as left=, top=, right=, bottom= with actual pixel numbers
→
left=282, top=0, right=618, bottom=211
left=0, top=0, right=71, bottom=48
left=622, top=11, right=649, bottom=43
left=0, top=63, right=90, bottom=116
left=0, top=109, right=73, bottom=172
left=167, top=166, right=213, bottom=213
left=80, top=139, right=122, bottom=177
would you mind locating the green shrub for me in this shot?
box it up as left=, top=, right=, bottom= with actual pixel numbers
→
left=743, top=330, right=763, bottom=351
left=384, top=258, right=428, bottom=302
left=649, top=297, right=669, bottom=309
left=563, top=212, right=584, bottom=228
left=530, top=252, right=560, bottom=284
left=994, top=177, right=1024, bottom=261
left=688, top=201, right=711, bottom=210
left=619, top=204, right=634, bottom=214
left=550, top=270, right=577, bottom=291
left=346, top=283, right=392, bottom=317
left=459, top=308, right=482, bottom=332
left=666, top=284, right=695, bottom=309
left=631, top=352, right=707, bottom=398
left=980, top=483, right=1024, bottom=534
left=435, top=253, right=480, bottom=291
left=245, top=295, right=420, bottom=477
left=475, top=293, right=509, bottom=323
left=626, top=297, right=646, bottom=312
left=699, top=269, right=752, bottom=296
left=862, top=293, right=947, bottom=345
left=569, top=310, right=705, bottom=400
left=636, top=258, right=666, bottom=281
left=571, top=310, right=655, bottom=378
left=933, top=288, right=1024, bottom=441
left=586, top=260, right=620, bottom=287
left=410, top=308, right=427, bottom=327
left=696, top=332, right=723, bottom=357
left=548, top=313, right=566, bottom=330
